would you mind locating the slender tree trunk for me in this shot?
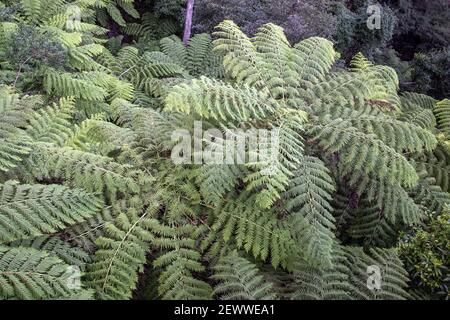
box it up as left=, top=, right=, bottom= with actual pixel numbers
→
left=183, top=0, right=195, bottom=45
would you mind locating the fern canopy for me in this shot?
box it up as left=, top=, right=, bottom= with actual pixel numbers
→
left=0, top=0, right=447, bottom=301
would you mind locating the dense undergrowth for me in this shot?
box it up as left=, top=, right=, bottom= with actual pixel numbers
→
left=0, top=0, right=449, bottom=300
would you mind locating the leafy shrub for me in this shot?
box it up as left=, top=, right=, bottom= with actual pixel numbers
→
left=390, top=0, right=450, bottom=49
left=399, top=211, right=450, bottom=298
left=333, top=0, right=398, bottom=59
left=410, top=47, right=450, bottom=100
left=5, top=26, right=67, bottom=69
left=193, top=0, right=337, bottom=44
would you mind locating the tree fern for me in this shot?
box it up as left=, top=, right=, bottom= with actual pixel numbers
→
left=0, top=3, right=447, bottom=300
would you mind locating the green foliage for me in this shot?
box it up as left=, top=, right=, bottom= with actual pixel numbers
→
left=399, top=211, right=450, bottom=298
left=203, top=195, right=296, bottom=270
left=9, top=235, right=91, bottom=270
left=160, top=34, right=224, bottom=78
left=43, top=70, right=108, bottom=101
left=153, top=224, right=212, bottom=300
left=0, top=0, right=448, bottom=300
left=86, top=208, right=159, bottom=300
left=26, top=97, right=75, bottom=145
left=0, top=181, right=101, bottom=243
left=121, top=11, right=179, bottom=43
left=291, top=245, right=352, bottom=300
left=28, top=143, right=150, bottom=200
left=292, top=245, right=411, bottom=300
left=5, top=25, right=67, bottom=70
left=0, top=246, right=93, bottom=299
left=212, top=251, right=277, bottom=300
left=0, top=92, right=33, bottom=172
left=193, top=0, right=337, bottom=44
left=334, top=1, right=398, bottom=59
left=434, top=99, right=450, bottom=136
left=165, top=76, right=278, bottom=122
left=284, top=156, right=336, bottom=266
left=409, top=48, right=450, bottom=100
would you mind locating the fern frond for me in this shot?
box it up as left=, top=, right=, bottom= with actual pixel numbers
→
left=122, top=12, right=177, bottom=40
left=27, top=97, right=75, bottom=146
left=291, top=246, right=352, bottom=300
left=65, top=206, right=119, bottom=252
left=213, top=20, right=271, bottom=90
left=398, top=108, right=436, bottom=130
left=106, top=3, right=126, bottom=27
left=9, top=235, right=90, bottom=270
left=401, top=92, right=437, bottom=110
left=292, top=246, right=410, bottom=300
left=434, top=99, right=450, bottom=135
left=68, top=118, right=137, bottom=156
left=0, top=246, right=93, bottom=299
left=307, top=65, right=399, bottom=112
left=343, top=247, right=411, bottom=300
left=307, top=118, right=418, bottom=188
left=115, top=47, right=187, bottom=90
left=409, top=171, right=450, bottom=214
left=154, top=224, right=212, bottom=300
left=348, top=207, right=398, bottom=246
left=204, top=195, right=296, bottom=269
left=20, top=0, right=41, bottom=24
left=291, top=37, right=337, bottom=91
left=347, top=114, right=437, bottom=153
left=187, top=33, right=224, bottom=78
left=0, top=180, right=102, bottom=243
left=197, top=164, right=246, bottom=206
left=244, top=110, right=307, bottom=208
left=161, top=34, right=224, bottom=78
left=28, top=143, right=151, bottom=199
left=44, top=69, right=108, bottom=101
left=284, top=156, right=336, bottom=266
left=212, top=251, right=277, bottom=300
left=0, top=93, right=33, bottom=172
left=415, top=142, right=450, bottom=192
left=349, top=52, right=374, bottom=71
left=165, top=76, right=278, bottom=122
left=87, top=207, right=159, bottom=300
left=68, top=44, right=105, bottom=71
